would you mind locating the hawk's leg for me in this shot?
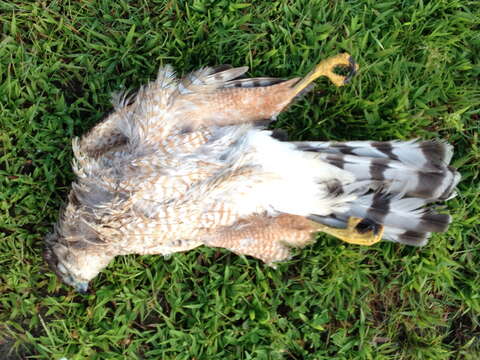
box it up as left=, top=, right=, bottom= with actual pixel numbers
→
left=203, top=214, right=382, bottom=266
left=316, top=217, right=384, bottom=246
left=203, top=214, right=319, bottom=265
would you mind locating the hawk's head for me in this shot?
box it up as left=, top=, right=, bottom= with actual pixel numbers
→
left=44, top=217, right=113, bottom=293
left=44, top=234, right=88, bottom=293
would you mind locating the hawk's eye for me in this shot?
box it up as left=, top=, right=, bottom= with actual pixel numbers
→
left=57, top=263, right=68, bottom=275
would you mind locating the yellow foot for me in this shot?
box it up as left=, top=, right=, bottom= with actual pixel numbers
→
left=319, top=217, right=383, bottom=246
left=293, top=53, right=360, bottom=95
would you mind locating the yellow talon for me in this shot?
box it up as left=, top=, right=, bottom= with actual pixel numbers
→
left=293, top=52, right=360, bottom=95
left=318, top=217, right=383, bottom=246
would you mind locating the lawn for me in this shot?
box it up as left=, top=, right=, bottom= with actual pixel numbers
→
left=0, top=0, right=479, bottom=359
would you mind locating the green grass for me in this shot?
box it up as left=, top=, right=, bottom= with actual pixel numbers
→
left=1, top=0, right=479, bottom=359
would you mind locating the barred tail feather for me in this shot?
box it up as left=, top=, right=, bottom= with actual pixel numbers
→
left=351, top=193, right=449, bottom=232
left=382, top=228, right=430, bottom=246
left=294, top=139, right=454, bottom=169
left=313, top=152, right=459, bottom=200
left=300, top=139, right=460, bottom=246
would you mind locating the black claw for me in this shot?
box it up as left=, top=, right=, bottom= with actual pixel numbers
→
left=343, top=56, right=358, bottom=84
left=271, top=128, right=289, bottom=141
left=355, top=218, right=381, bottom=235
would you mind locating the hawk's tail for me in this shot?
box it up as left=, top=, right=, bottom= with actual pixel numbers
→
left=296, top=140, right=460, bottom=246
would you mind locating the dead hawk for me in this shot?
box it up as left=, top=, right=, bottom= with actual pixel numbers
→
left=44, top=53, right=460, bottom=293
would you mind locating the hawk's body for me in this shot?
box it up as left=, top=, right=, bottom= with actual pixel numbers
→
left=45, top=54, right=460, bottom=291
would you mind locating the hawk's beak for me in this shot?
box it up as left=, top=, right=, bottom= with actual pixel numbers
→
left=75, top=281, right=89, bottom=294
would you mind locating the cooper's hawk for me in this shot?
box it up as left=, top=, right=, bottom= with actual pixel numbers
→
left=44, top=53, right=460, bottom=293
